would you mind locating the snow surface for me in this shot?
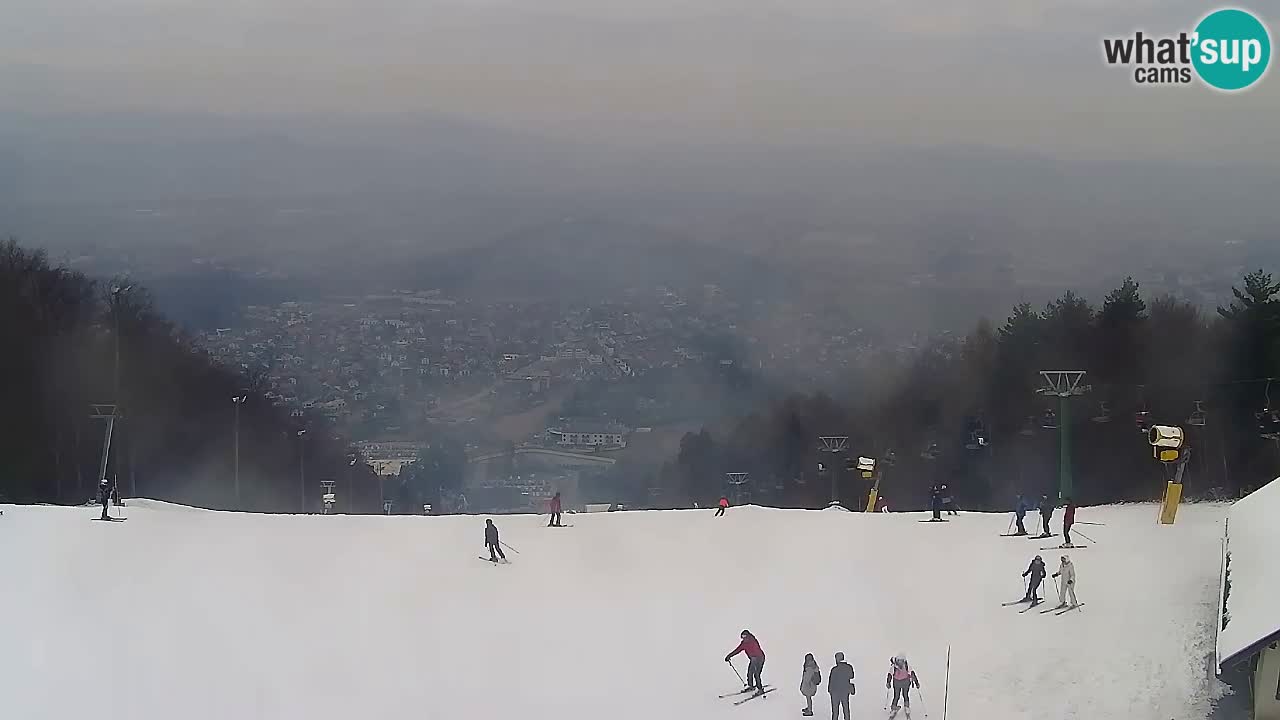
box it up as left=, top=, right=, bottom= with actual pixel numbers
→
left=1, top=500, right=1228, bottom=720
left=1218, top=477, right=1280, bottom=666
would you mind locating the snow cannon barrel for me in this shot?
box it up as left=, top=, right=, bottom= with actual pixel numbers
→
left=856, top=456, right=876, bottom=478
left=1149, top=425, right=1184, bottom=462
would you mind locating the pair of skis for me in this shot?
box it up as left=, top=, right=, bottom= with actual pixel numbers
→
left=718, top=686, right=774, bottom=705
left=478, top=556, right=511, bottom=564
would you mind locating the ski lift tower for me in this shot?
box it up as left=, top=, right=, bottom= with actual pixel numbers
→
left=726, top=472, right=750, bottom=506
left=1036, top=371, right=1089, bottom=502
left=321, top=480, right=336, bottom=514
left=818, top=436, right=849, bottom=507
left=90, top=404, right=119, bottom=506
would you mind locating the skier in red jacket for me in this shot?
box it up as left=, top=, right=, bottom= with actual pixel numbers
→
left=1062, top=498, right=1077, bottom=547
left=726, top=630, right=767, bottom=694
left=548, top=492, right=563, bottom=527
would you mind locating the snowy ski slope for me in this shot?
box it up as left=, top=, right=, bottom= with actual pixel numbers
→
left=0, top=500, right=1228, bottom=720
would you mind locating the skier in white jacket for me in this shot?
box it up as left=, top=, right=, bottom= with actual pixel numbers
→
left=1052, top=555, right=1078, bottom=608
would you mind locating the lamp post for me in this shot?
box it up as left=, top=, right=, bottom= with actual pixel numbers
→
left=232, top=395, right=247, bottom=509
left=297, top=429, right=307, bottom=513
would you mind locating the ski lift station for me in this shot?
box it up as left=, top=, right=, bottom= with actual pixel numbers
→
left=1218, top=476, right=1280, bottom=720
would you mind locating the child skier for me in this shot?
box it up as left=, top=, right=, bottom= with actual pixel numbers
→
left=1052, top=555, right=1078, bottom=608
left=886, top=655, right=920, bottom=718
left=484, top=519, right=506, bottom=562
left=1022, top=554, right=1047, bottom=603
left=716, top=496, right=729, bottom=517
left=800, top=653, right=821, bottom=716
left=726, top=630, right=767, bottom=695
left=929, top=484, right=943, bottom=521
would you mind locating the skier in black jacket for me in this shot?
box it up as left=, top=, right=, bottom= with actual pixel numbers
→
left=827, top=652, right=855, bottom=720
left=1038, top=494, right=1054, bottom=537
left=929, top=484, right=943, bottom=521
left=1022, top=555, right=1047, bottom=603
left=484, top=519, right=506, bottom=562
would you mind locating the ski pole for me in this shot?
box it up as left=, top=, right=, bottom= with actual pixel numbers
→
left=1072, top=528, right=1097, bottom=544
left=916, top=686, right=929, bottom=717
left=1006, top=515, right=1014, bottom=534
left=501, top=540, right=521, bottom=554
left=726, top=658, right=746, bottom=687
left=883, top=685, right=890, bottom=711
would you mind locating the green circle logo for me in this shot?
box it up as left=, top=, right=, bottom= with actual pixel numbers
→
left=1192, top=8, right=1271, bottom=91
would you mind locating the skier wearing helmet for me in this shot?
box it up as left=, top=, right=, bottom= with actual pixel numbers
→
left=1022, top=555, right=1047, bottom=604
left=886, top=654, right=920, bottom=718
left=725, top=630, right=767, bottom=695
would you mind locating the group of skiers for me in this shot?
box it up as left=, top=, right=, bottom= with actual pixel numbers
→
left=1013, top=493, right=1078, bottom=546
left=725, top=631, right=924, bottom=719
left=1019, top=554, right=1079, bottom=608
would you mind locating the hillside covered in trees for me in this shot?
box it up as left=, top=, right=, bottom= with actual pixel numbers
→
left=665, top=273, right=1280, bottom=511
left=0, top=239, right=384, bottom=512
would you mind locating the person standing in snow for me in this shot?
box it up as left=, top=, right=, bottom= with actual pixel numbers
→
left=1062, top=498, right=1077, bottom=546
left=886, top=655, right=919, bottom=718
left=726, top=630, right=767, bottom=694
left=716, top=496, right=729, bottom=517
left=548, top=492, right=563, bottom=527
left=98, top=477, right=111, bottom=520
left=1038, top=494, right=1054, bottom=537
left=929, top=484, right=943, bottom=521
left=1052, top=555, right=1078, bottom=608
left=1022, top=554, right=1047, bottom=603
left=484, top=518, right=506, bottom=562
left=799, top=653, right=822, bottom=716
left=1014, top=494, right=1031, bottom=535
left=827, top=652, right=855, bottom=720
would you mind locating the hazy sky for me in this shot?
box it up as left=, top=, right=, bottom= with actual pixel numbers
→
left=3, top=0, right=1278, bottom=164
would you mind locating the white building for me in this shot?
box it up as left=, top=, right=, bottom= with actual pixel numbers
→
left=1217, top=476, right=1280, bottom=720
left=548, top=420, right=629, bottom=449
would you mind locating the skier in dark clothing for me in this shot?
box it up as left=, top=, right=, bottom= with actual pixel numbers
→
left=726, top=630, right=767, bottom=694
left=484, top=519, right=506, bottom=562
left=98, top=478, right=111, bottom=520
left=1014, top=494, right=1031, bottom=535
left=929, top=484, right=943, bottom=521
left=1022, top=555, right=1047, bottom=603
left=1038, top=494, right=1054, bottom=537
left=940, top=484, right=957, bottom=515
left=1062, top=498, right=1077, bottom=546
left=886, top=655, right=920, bottom=718
left=548, top=492, right=563, bottom=527
left=828, top=652, right=855, bottom=720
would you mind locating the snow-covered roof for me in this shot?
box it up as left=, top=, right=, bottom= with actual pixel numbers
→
left=1218, top=477, right=1280, bottom=668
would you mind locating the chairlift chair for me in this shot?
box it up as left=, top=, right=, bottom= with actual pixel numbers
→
left=1040, top=409, right=1059, bottom=430
left=1020, top=416, right=1036, bottom=436
left=1091, top=401, right=1112, bottom=423
left=1187, top=401, right=1207, bottom=427
left=1258, top=408, right=1280, bottom=439
left=1134, top=410, right=1152, bottom=433
left=920, top=441, right=939, bottom=460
